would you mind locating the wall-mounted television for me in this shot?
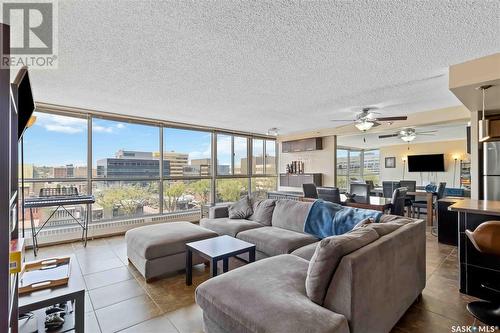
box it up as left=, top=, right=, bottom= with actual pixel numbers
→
left=407, top=154, right=445, bottom=172
left=13, top=66, right=35, bottom=140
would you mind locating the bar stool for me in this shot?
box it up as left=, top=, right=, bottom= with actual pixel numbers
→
left=465, top=221, right=500, bottom=326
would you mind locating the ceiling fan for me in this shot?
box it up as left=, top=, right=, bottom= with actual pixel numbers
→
left=330, top=107, right=408, bottom=132
left=378, top=127, right=437, bottom=142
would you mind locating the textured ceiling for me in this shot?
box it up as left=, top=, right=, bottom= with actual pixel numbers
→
left=337, top=121, right=469, bottom=149
left=29, top=0, right=500, bottom=134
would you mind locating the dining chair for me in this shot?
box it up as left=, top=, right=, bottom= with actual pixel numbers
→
left=400, top=180, right=416, bottom=217
left=382, top=181, right=400, bottom=198
left=317, top=187, right=341, bottom=204
left=302, top=183, right=318, bottom=199
left=414, top=182, right=446, bottom=219
left=390, top=187, right=408, bottom=216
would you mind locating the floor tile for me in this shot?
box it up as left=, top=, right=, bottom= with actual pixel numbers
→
left=118, top=313, right=179, bottom=333
left=95, top=295, right=162, bottom=333
left=79, top=257, right=124, bottom=275
left=84, top=266, right=133, bottom=290
left=85, top=311, right=102, bottom=333
left=166, top=304, right=204, bottom=333
left=85, top=292, right=94, bottom=313
left=89, top=279, right=145, bottom=310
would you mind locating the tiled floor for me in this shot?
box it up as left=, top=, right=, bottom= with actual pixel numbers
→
left=25, top=229, right=483, bottom=333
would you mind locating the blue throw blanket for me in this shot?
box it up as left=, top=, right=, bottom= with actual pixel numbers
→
left=304, top=199, right=383, bottom=239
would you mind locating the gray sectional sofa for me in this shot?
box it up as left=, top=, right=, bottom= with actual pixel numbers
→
left=197, top=198, right=426, bottom=333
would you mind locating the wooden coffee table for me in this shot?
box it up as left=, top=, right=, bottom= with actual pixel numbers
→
left=185, top=235, right=256, bottom=286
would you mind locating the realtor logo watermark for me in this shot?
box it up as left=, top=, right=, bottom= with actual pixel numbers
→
left=1, top=0, right=58, bottom=69
left=451, top=325, right=499, bottom=332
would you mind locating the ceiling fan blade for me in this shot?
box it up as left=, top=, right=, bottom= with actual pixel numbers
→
left=417, top=133, right=436, bottom=136
left=371, top=121, right=382, bottom=127
left=378, top=134, right=399, bottom=138
left=330, top=119, right=355, bottom=122
left=376, top=116, right=408, bottom=121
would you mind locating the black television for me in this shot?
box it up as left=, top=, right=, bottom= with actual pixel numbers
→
left=407, top=154, right=445, bottom=172
left=13, top=66, right=35, bottom=139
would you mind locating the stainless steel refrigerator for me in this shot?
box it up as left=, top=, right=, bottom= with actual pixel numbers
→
left=483, top=141, right=500, bottom=200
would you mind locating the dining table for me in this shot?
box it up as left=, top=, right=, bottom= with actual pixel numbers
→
left=339, top=194, right=392, bottom=212
left=372, top=187, right=434, bottom=226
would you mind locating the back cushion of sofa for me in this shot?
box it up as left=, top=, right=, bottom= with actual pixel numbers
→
left=249, top=199, right=275, bottom=226
left=271, top=199, right=312, bottom=233
left=305, top=228, right=379, bottom=305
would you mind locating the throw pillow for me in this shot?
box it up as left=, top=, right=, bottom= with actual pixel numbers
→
left=228, top=196, right=253, bottom=219
left=305, top=228, right=379, bottom=305
left=249, top=199, right=276, bottom=225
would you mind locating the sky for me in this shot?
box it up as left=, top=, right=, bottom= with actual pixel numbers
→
left=23, top=112, right=265, bottom=167
left=24, top=112, right=212, bottom=166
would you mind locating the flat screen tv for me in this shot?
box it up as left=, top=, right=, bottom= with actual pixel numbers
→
left=13, top=67, right=35, bottom=139
left=408, top=154, right=445, bottom=172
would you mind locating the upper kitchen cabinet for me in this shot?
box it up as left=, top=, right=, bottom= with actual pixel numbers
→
left=281, top=137, right=322, bottom=153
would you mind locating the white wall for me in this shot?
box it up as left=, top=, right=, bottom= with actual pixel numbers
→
left=379, top=139, right=468, bottom=188
left=278, top=136, right=336, bottom=190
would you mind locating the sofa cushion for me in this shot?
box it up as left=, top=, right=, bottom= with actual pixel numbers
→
left=195, top=255, right=350, bottom=333
left=306, top=227, right=379, bottom=304
left=237, top=226, right=318, bottom=257
left=199, top=218, right=264, bottom=237
left=271, top=199, right=312, bottom=233
left=125, top=222, right=217, bottom=260
left=291, top=242, right=319, bottom=261
left=364, top=221, right=409, bottom=237
left=228, top=196, right=253, bottom=219
left=248, top=199, right=275, bottom=226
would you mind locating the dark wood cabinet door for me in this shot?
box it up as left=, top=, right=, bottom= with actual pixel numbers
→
left=290, top=141, right=304, bottom=152
left=279, top=174, right=288, bottom=187
left=301, top=174, right=314, bottom=184
left=281, top=142, right=291, bottom=153
left=303, top=139, right=316, bottom=151
left=288, top=174, right=300, bottom=187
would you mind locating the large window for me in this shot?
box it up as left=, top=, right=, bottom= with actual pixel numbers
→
left=93, top=118, right=160, bottom=179
left=21, top=110, right=277, bottom=232
left=163, top=179, right=211, bottom=213
left=265, top=140, right=276, bottom=174
left=216, top=134, right=232, bottom=175
left=23, top=112, right=87, bottom=179
left=93, top=181, right=159, bottom=221
left=336, top=148, right=380, bottom=191
left=163, top=128, right=212, bottom=178
left=216, top=178, right=249, bottom=203
left=234, top=136, right=248, bottom=175
left=252, top=139, right=264, bottom=175
left=336, top=149, right=349, bottom=191
left=363, top=150, right=380, bottom=186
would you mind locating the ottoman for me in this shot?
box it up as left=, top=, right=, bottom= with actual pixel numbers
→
left=125, top=221, right=218, bottom=281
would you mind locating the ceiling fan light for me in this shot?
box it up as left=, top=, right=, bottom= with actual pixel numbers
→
left=401, top=134, right=416, bottom=142
left=355, top=121, right=374, bottom=132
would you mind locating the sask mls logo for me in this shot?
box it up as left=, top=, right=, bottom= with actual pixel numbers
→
left=1, top=0, right=58, bottom=69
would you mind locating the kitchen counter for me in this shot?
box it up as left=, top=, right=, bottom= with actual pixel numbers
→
left=449, top=198, right=500, bottom=216
left=448, top=198, right=500, bottom=300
